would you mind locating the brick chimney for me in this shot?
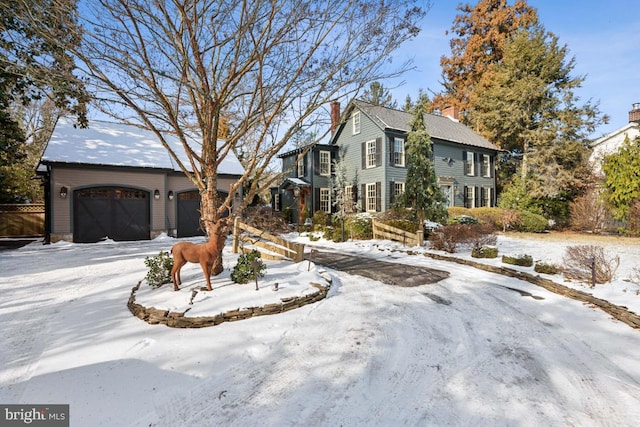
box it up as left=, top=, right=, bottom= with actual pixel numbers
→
left=442, top=105, right=460, bottom=122
left=330, top=100, right=340, bottom=135
left=629, top=103, right=640, bottom=123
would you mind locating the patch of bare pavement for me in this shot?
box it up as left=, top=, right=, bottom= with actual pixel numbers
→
left=307, top=250, right=450, bottom=287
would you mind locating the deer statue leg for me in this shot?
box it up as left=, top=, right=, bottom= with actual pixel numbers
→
left=171, top=261, right=186, bottom=291
left=200, top=261, right=213, bottom=291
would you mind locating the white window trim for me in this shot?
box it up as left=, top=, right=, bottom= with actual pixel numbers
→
left=466, top=152, right=475, bottom=176
left=366, top=183, right=377, bottom=212
left=394, top=137, right=405, bottom=167
left=352, top=111, right=361, bottom=135
left=319, top=150, right=331, bottom=176
left=320, top=187, right=331, bottom=213
left=466, top=186, right=475, bottom=208
left=297, top=156, right=304, bottom=177
left=366, top=139, right=376, bottom=169
left=274, top=193, right=280, bottom=211
left=394, top=182, right=405, bottom=198
left=482, top=187, right=492, bottom=207
left=482, top=154, right=491, bottom=177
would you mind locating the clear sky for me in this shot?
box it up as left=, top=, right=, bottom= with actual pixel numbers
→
left=386, top=0, right=640, bottom=139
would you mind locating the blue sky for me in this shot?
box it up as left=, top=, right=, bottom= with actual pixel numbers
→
left=386, top=0, right=640, bottom=138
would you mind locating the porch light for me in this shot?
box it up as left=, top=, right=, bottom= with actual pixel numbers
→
left=168, top=190, right=174, bottom=201
left=154, top=189, right=160, bottom=200
left=293, top=187, right=300, bottom=197
left=59, top=186, right=68, bottom=199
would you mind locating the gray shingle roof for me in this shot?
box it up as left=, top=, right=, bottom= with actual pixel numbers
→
left=352, top=99, right=499, bottom=151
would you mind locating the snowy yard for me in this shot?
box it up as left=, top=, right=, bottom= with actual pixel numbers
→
left=1, top=232, right=640, bottom=426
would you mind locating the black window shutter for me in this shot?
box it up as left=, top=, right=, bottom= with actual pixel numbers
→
left=389, top=181, right=395, bottom=205
left=376, top=181, right=381, bottom=212
left=475, top=186, right=481, bottom=208
left=314, top=151, right=319, bottom=174
left=389, top=138, right=395, bottom=165
left=314, top=187, right=320, bottom=212
left=361, top=184, right=366, bottom=211
left=375, top=137, right=382, bottom=167
left=361, top=142, right=366, bottom=169
left=463, top=150, right=468, bottom=174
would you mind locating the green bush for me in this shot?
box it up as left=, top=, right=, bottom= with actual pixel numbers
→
left=312, top=210, right=329, bottom=228
left=534, top=262, right=559, bottom=274
left=345, top=215, right=372, bottom=240
left=502, top=254, right=534, bottom=267
left=231, top=249, right=266, bottom=284
left=515, top=211, right=547, bottom=233
left=470, top=207, right=505, bottom=231
left=144, top=251, right=174, bottom=288
left=472, top=246, right=498, bottom=258
left=450, top=214, right=479, bottom=225
left=447, top=206, right=471, bottom=218
left=381, top=219, right=419, bottom=233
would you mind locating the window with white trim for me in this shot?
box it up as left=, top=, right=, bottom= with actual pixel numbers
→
left=273, top=193, right=280, bottom=211
left=366, top=183, right=377, bottom=212
left=319, top=151, right=331, bottom=176
left=482, top=187, right=492, bottom=207
left=465, top=151, right=475, bottom=176
left=352, top=111, right=361, bottom=135
left=297, top=155, right=304, bottom=177
left=393, top=138, right=405, bottom=166
left=464, top=186, right=475, bottom=208
left=320, top=188, right=331, bottom=213
left=394, top=182, right=405, bottom=198
left=366, top=139, right=376, bottom=168
left=482, top=154, right=491, bottom=177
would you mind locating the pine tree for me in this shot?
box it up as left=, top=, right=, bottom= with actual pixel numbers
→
left=396, top=107, right=447, bottom=228
left=361, top=81, right=397, bottom=108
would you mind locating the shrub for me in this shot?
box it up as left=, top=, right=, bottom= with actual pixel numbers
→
left=502, top=254, right=533, bottom=267
left=450, top=214, right=479, bottom=225
left=472, top=246, right=498, bottom=258
left=429, top=223, right=495, bottom=253
left=243, top=206, right=290, bottom=233
left=345, top=214, right=372, bottom=240
left=144, top=251, right=174, bottom=288
left=562, top=245, right=620, bottom=285
left=471, top=207, right=504, bottom=231
left=231, top=249, right=266, bottom=284
left=569, top=188, right=609, bottom=234
left=312, top=210, right=330, bottom=229
left=534, top=262, right=559, bottom=275
left=447, top=206, right=471, bottom=218
left=515, top=211, right=547, bottom=233
left=381, top=219, right=419, bottom=233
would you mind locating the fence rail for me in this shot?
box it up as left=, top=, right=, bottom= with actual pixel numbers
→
left=0, top=204, right=45, bottom=237
left=372, top=219, right=422, bottom=247
left=232, top=217, right=305, bottom=262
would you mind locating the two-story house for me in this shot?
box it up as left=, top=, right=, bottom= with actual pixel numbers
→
left=272, top=99, right=500, bottom=223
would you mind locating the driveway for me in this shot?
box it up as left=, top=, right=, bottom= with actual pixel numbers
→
left=307, top=250, right=449, bottom=287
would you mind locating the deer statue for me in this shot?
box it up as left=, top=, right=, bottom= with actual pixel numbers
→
left=170, top=221, right=228, bottom=291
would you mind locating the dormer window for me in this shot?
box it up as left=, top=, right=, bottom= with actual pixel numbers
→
left=352, top=111, right=361, bottom=135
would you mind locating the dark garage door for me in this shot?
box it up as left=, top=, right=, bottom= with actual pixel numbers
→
left=74, top=187, right=150, bottom=243
left=176, top=190, right=229, bottom=238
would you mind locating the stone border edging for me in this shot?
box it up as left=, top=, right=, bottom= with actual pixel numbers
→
left=422, top=251, right=640, bottom=330
left=128, top=276, right=332, bottom=328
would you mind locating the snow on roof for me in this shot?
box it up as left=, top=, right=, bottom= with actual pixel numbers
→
left=41, top=118, right=244, bottom=175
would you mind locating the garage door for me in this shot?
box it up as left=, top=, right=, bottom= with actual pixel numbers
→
left=73, top=187, right=150, bottom=243
left=176, top=190, right=229, bottom=238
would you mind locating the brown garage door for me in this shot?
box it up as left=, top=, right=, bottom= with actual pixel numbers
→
left=73, top=187, right=150, bottom=243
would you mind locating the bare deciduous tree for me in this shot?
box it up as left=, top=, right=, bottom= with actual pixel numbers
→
left=23, top=0, right=425, bottom=235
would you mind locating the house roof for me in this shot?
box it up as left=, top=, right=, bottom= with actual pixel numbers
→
left=345, top=99, right=499, bottom=151
left=277, top=143, right=336, bottom=159
left=39, top=118, right=244, bottom=175
left=590, top=122, right=640, bottom=148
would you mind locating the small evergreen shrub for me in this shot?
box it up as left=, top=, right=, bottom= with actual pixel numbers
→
left=144, top=251, right=174, bottom=288
left=502, top=254, right=533, bottom=267
left=450, top=214, right=479, bottom=225
left=534, top=262, right=559, bottom=275
left=429, top=223, right=496, bottom=254
left=471, top=207, right=504, bottom=231
left=308, top=233, right=321, bottom=242
left=472, top=246, right=498, bottom=258
left=345, top=215, right=372, bottom=240
left=447, top=206, right=471, bottom=218
left=312, top=210, right=329, bottom=229
left=515, top=211, right=547, bottom=233
left=231, top=249, right=266, bottom=284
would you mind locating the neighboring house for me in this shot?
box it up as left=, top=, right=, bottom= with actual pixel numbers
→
left=273, top=100, right=500, bottom=222
left=590, top=103, right=640, bottom=174
left=37, top=118, right=244, bottom=243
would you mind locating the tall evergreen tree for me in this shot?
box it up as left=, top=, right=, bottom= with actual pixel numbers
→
left=433, top=0, right=538, bottom=115
left=474, top=26, right=604, bottom=225
left=396, top=107, right=447, bottom=228
left=361, top=82, right=397, bottom=108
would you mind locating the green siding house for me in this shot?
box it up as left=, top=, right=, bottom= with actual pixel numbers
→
left=273, top=99, right=500, bottom=222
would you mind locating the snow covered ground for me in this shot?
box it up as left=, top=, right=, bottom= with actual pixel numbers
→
left=1, top=232, right=639, bottom=426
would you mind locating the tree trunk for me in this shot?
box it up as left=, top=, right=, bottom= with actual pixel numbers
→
left=201, top=167, right=227, bottom=276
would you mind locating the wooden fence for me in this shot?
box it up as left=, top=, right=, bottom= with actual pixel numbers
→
left=0, top=204, right=45, bottom=237
left=372, top=219, right=422, bottom=247
left=232, top=217, right=305, bottom=262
